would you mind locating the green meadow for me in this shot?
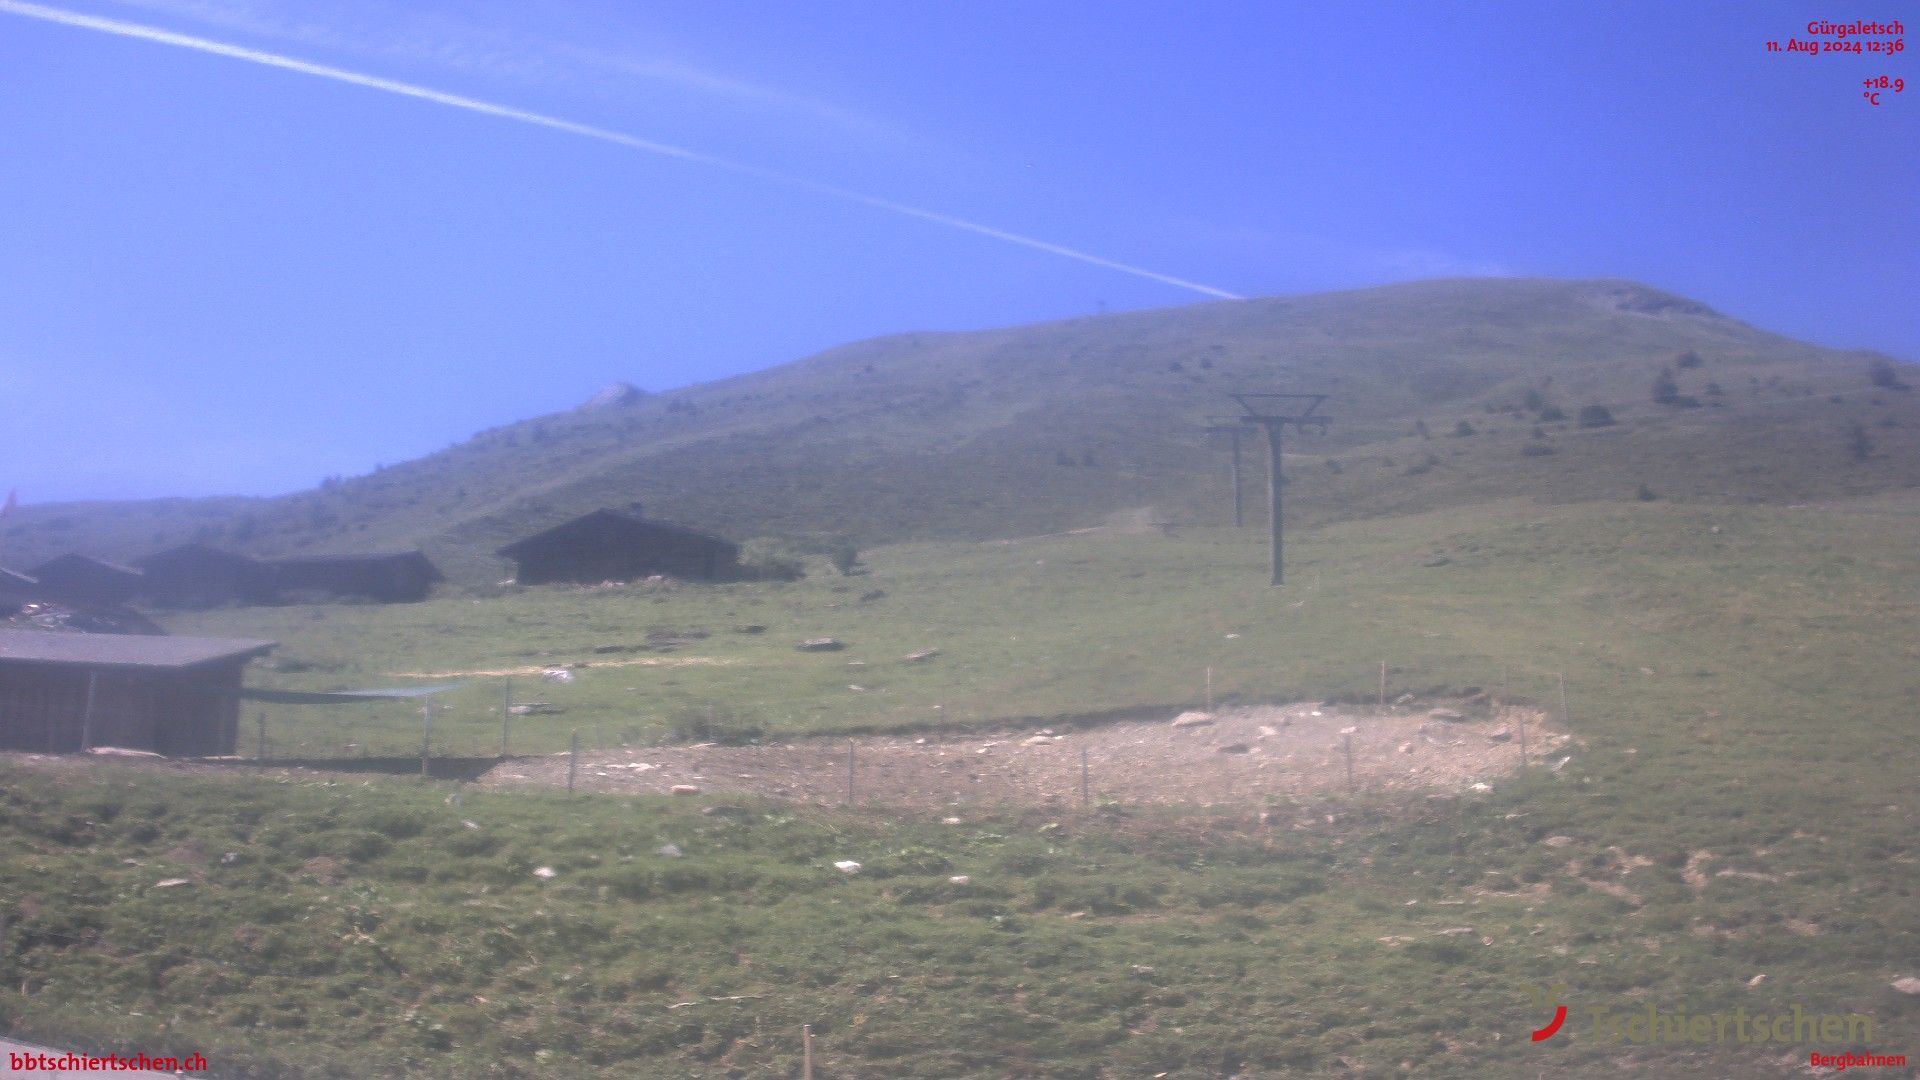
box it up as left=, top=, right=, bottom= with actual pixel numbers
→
left=3, top=494, right=1916, bottom=1076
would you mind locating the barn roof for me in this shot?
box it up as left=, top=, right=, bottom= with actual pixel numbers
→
left=497, top=509, right=735, bottom=559
left=135, top=543, right=262, bottom=568
left=0, top=629, right=276, bottom=670
left=31, top=553, right=144, bottom=578
left=268, top=550, right=435, bottom=568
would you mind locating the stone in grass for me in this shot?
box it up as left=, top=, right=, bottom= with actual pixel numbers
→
left=670, top=784, right=701, bottom=795
left=1427, top=708, right=1466, bottom=723
left=1893, top=976, right=1920, bottom=995
left=797, top=638, right=845, bottom=652
left=833, top=860, right=862, bottom=874
left=1487, top=727, right=1513, bottom=743
left=1171, top=711, right=1216, bottom=728
left=533, top=866, right=557, bottom=880
left=657, top=844, right=683, bottom=858
left=903, top=648, right=941, bottom=662
left=1543, top=835, right=1576, bottom=848
left=1216, top=743, right=1251, bottom=754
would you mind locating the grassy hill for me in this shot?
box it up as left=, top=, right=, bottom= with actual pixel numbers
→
left=4, top=277, right=1915, bottom=585
left=4, top=278, right=1918, bottom=1076
left=3, top=494, right=1916, bottom=1077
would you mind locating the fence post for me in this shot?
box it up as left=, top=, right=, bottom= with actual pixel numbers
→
left=500, top=677, right=512, bottom=758
left=568, top=730, right=579, bottom=796
left=802, top=1024, right=814, bottom=1080
left=80, top=670, right=98, bottom=751
left=845, top=741, right=856, bottom=805
left=420, top=704, right=433, bottom=777
left=1342, top=728, right=1356, bottom=793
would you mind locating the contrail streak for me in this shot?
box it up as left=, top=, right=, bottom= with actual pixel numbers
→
left=1, top=0, right=1244, bottom=300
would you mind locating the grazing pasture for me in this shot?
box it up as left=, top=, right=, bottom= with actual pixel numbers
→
left=1, top=494, right=1914, bottom=1076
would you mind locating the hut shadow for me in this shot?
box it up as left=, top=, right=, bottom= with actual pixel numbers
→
left=231, top=755, right=506, bottom=781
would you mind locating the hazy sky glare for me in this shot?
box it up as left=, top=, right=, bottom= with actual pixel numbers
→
left=2, top=0, right=1915, bottom=502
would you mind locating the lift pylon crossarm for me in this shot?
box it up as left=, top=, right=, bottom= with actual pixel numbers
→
left=1226, top=390, right=1333, bottom=585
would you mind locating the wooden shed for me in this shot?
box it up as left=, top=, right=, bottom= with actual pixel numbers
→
left=28, top=554, right=144, bottom=605
left=0, top=630, right=275, bottom=756
left=498, top=509, right=741, bottom=585
left=135, top=544, right=277, bottom=608
left=268, top=550, right=441, bottom=603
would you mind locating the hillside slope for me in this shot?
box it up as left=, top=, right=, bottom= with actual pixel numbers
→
left=6, top=278, right=1915, bottom=584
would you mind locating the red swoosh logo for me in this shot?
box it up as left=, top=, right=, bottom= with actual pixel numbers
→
left=1531, top=1005, right=1567, bottom=1042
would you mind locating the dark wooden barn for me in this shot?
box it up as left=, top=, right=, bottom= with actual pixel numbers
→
left=135, top=544, right=277, bottom=608
left=268, top=550, right=441, bottom=603
left=0, top=630, right=275, bottom=756
left=498, top=509, right=741, bottom=584
left=28, top=554, right=144, bottom=605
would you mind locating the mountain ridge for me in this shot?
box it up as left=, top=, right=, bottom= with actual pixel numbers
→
left=5, top=277, right=1914, bottom=585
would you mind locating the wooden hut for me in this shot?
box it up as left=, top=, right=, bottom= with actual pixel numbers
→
left=0, top=630, right=275, bottom=755
left=268, top=551, right=441, bottom=603
left=135, top=544, right=277, bottom=608
left=28, top=554, right=144, bottom=605
left=498, top=509, right=740, bottom=585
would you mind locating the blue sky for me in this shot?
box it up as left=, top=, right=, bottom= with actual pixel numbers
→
left=2, top=0, right=1915, bottom=502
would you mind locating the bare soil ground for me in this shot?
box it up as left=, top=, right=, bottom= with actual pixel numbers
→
left=474, top=700, right=1565, bottom=809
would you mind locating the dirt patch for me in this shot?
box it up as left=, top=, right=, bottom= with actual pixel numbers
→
left=389, top=656, right=731, bottom=679
left=475, top=701, right=1564, bottom=809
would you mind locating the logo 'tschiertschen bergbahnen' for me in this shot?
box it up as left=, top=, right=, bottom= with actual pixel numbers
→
left=1520, top=984, right=1877, bottom=1045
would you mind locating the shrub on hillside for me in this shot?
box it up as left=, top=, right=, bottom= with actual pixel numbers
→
left=1675, top=350, right=1703, bottom=369
left=1578, top=404, right=1617, bottom=428
left=1652, top=367, right=1701, bottom=408
left=1652, top=367, right=1681, bottom=405
left=1538, top=404, right=1566, bottom=422
left=1868, top=358, right=1911, bottom=390
left=1452, top=420, right=1477, bottom=437
left=1848, top=423, right=1875, bottom=462
left=738, top=538, right=807, bottom=581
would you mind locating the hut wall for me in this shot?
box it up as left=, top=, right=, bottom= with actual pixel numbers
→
left=142, top=559, right=276, bottom=609
left=514, top=534, right=738, bottom=584
left=0, top=663, right=241, bottom=755
left=273, top=559, right=435, bottom=602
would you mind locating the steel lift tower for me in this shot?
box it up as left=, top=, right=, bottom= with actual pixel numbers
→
left=1230, top=392, right=1332, bottom=586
